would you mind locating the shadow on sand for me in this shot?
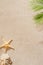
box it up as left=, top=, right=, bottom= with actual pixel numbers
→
left=35, top=24, right=43, bottom=31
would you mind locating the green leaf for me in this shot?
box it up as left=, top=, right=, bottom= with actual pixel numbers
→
left=37, top=0, right=43, bottom=4
left=33, top=4, right=43, bottom=11
left=34, top=12, right=43, bottom=24
left=31, top=0, right=43, bottom=25
left=32, top=0, right=43, bottom=11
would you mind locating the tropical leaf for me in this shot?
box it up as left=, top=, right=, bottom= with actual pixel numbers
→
left=37, top=0, right=43, bottom=4
left=31, top=0, right=43, bottom=25
left=31, top=0, right=43, bottom=11
left=32, top=4, right=43, bottom=11
left=34, top=12, right=43, bottom=24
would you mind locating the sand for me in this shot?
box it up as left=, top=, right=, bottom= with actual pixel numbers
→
left=0, top=0, right=43, bottom=65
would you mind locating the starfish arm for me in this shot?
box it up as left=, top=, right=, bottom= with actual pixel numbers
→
left=0, top=45, right=4, bottom=49
left=9, top=46, right=15, bottom=50
left=5, top=48, right=9, bottom=53
left=0, top=38, right=15, bottom=52
left=8, top=40, right=13, bottom=44
left=5, top=46, right=15, bottom=53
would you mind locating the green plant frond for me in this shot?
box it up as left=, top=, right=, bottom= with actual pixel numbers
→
left=37, top=0, right=43, bottom=4
left=32, top=4, right=43, bottom=11
left=31, top=0, right=43, bottom=25
left=31, top=0, right=43, bottom=11
left=34, top=12, right=43, bottom=24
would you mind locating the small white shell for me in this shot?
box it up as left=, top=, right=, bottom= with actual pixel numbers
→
left=0, top=53, right=12, bottom=65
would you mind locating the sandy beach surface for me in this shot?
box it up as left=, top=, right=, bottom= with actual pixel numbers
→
left=0, top=0, right=43, bottom=65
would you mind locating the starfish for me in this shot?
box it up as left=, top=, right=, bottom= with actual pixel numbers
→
left=0, top=38, right=15, bottom=53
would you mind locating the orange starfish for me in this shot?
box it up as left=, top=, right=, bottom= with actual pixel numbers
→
left=0, top=38, right=15, bottom=53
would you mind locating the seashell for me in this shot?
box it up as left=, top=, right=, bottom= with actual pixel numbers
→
left=0, top=53, right=12, bottom=65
